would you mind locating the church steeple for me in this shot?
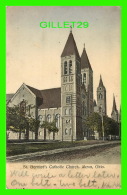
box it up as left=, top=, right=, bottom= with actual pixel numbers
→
left=111, top=94, right=118, bottom=122
left=99, top=75, right=104, bottom=88
left=112, top=94, right=117, bottom=113
left=97, top=75, right=107, bottom=115
left=81, top=45, right=92, bottom=70
left=61, top=31, right=82, bottom=141
left=81, top=44, right=93, bottom=115
left=61, top=31, right=80, bottom=59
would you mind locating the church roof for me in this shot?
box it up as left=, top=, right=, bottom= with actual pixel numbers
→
left=61, top=32, right=80, bottom=59
left=26, top=85, right=42, bottom=98
left=81, top=47, right=92, bottom=70
left=27, top=85, right=61, bottom=109
left=7, top=85, right=61, bottom=109
left=39, top=88, right=61, bottom=109
left=6, top=85, right=61, bottom=109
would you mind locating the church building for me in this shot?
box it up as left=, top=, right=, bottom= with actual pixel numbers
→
left=7, top=30, right=113, bottom=141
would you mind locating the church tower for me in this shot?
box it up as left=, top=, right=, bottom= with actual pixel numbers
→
left=81, top=45, right=93, bottom=116
left=97, top=75, right=107, bottom=115
left=111, top=94, right=118, bottom=122
left=61, top=30, right=82, bottom=141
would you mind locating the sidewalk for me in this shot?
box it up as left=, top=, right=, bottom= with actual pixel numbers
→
left=7, top=141, right=120, bottom=162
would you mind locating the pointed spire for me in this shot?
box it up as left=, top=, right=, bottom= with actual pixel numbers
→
left=112, top=94, right=117, bottom=112
left=61, top=31, right=80, bottom=58
left=70, top=25, right=72, bottom=33
left=84, top=43, right=85, bottom=49
left=81, top=45, right=92, bottom=70
left=99, top=75, right=104, bottom=87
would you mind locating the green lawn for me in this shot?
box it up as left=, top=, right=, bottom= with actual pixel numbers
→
left=7, top=140, right=107, bottom=156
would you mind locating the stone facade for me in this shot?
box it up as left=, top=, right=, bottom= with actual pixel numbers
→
left=7, top=31, right=113, bottom=141
left=61, top=32, right=83, bottom=141
left=38, top=108, right=61, bottom=140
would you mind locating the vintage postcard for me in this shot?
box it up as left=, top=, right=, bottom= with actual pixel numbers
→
left=6, top=6, right=121, bottom=189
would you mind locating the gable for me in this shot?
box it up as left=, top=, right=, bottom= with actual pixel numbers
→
left=7, top=83, right=36, bottom=107
left=7, top=83, right=61, bottom=109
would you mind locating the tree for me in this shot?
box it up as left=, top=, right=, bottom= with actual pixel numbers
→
left=30, top=118, right=40, bottom=140
left=40, top=121, right=50, bottom=140
left=85, top=112, right=120, bottom=139
left=40, top=120, right=59, bottom=141
left=7, top=105, right=40, bottom=140
left=48, top=121, right=59, bottom=140
left=7, top=106, right=27, bottom=140
left=103, top=116, right=119, bottom=136
left=85, top=112, right=102, bottom=134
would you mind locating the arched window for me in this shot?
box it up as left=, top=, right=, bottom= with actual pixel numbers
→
left=39, top=131, right=42, bottom=136
left=65, top=109, right=69, bottom=115
left=66, top=96, right=71, bottom=104
left=64, top=61, right=67, bottom=75
left=66, top=119, right=71, bottom=124
left=99, top=106, right=102, bottom=113
left=69, top=60, right=72, bottom=74
left=65, top=128, right=68, bottom=135
left=38, top=115, right=43, bottom=125
left=99, top=93, right=103, bottom=99
left=83, top=73, right=86, bottom=83
left=55, top=114, right=60, bottom=128
left=63, top=76, right=67, bottom=83
left=47, top=114, right=51, bottom=122
left=20, top=99, right=26, bottom=114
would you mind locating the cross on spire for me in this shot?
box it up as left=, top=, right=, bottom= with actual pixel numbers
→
left=61, top=28, right=80, bottom=58
left=99, top=74, right=104, bottom=87
left=70, top=25, right=72, bottom=33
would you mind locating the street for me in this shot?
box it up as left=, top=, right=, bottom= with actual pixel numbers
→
left=8, top=142, right=120, bottom=164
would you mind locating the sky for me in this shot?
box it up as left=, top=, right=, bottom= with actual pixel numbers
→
left=6, top=6, right=120, bottom=116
